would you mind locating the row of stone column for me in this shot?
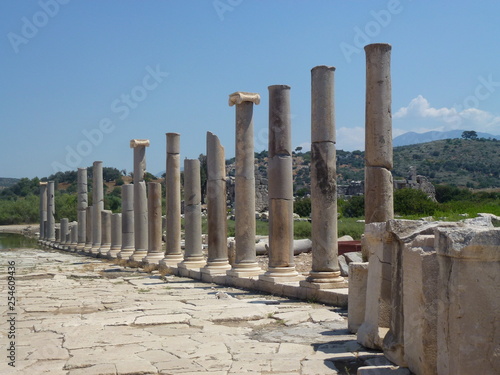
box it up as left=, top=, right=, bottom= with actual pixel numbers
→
left=39, top=43, right=392, bottom=288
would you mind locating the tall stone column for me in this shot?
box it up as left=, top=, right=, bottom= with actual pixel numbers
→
left=261, top=85, right=300, bottom=282
left=227, top=92, right=262, bottom=277
left=69, top=222, right=78, bottom=251
left=84, top=206, right=93, bottom=253
left=117, top=184, right=135, bottom=260
left=99, top=210, right=112, bottom=256
left=143, top=182, right=164, bottom=267
left=179, top=159, right=205, bottom=271
left=47, top=181, right=55, bottom=243
left=364, top=43, right=394, bottom=224
left=91, top=161, right=104, bottom=255
left=129, top=139, right=150, bottom=262
left=301, top=66, right=345, bottom=289
left=201, top=132, right=231, bottom=276
left=106, top=213, right=122, bottom=258
left=39, top=182, right=47, bottom=241
left=60, top=218, right=69, bottom=250
left=159, top=133, right=183, bottom=268
left=76, top=167, right=88, bottom=251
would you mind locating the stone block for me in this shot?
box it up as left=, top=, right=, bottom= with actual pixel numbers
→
left=338, top=255, right=349, bottom=277
left=436, top=226, right=500, bottom=375
left=348, top=262, right=368, bottom=333
left=357, top=365, right=410, bottom=375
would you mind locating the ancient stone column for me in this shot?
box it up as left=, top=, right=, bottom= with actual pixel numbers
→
left=261, top=85, right=300, bottom=282
left=91, top=161, right=104, bottom=255
left=69, top=221, right=78, bottom=251
left=129, top=139, right=150, bottom=262
left=107, top=213, right=122, bottom=259
left=179, top=159, right=205, bottom=271
left=39, top=182, right=47, bottom=241
left=99, top=210, right=112, bottom=256
left=364, top=43, right=394, bottom=224
left=76, top=167, right=88, bottom=251
left=47, top=181, right=55, bottom=243
left=301, top=66, right=345, bottom=289
left=201, top=132, right=231, bottom=276
left=117, top=184, right=135, bottom=260
left=159, top=133, right=183, bottom=267
left=142, top=182, right=164, bottom=266
left=60, top=218, right=69, bottom=250
left=227, top=92, right=262, bottom=277
left=84, top=206, right=93, bottom=253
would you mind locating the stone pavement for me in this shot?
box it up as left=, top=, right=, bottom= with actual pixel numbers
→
left=0, top=248, right=384, bottom=375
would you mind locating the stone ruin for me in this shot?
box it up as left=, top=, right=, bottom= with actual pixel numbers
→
left=394, top=166, right=436, bottom=201
left=37, top=43, right=498, bottom=375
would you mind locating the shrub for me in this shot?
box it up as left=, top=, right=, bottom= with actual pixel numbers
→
left=394, top=188, right=437, bottom=216
left=342, top=196, right=365, bottom=218
left=294, top=198, right=311, bottom=217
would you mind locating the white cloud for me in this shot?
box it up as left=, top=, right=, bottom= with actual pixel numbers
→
left=394, top=95, right=500, bottom=133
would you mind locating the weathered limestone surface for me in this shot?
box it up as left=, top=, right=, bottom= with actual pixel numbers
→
left=118, top=184, right=134, bottom=260
left=107, top=213, right=122, bottom=259
left=227, top=92, right=262, bottom=277
left=261, top=84, right=299, bottom=282
left=130, top=140, right=150, bottom=262
left=348, top=262, right=368, bottom=333
left=47, top=181, right=55, bottom=242
left=69, top=221, right=78, bottom=251
left=76, top=168, right=87, bottom=250
left=435, top=226, right=500, bottom=375
left=91, top=161, right=104, bottom=255
left=302, top=66, right=344, bottom=289
left=160, top=133, right=183, bottom=266
left=357, top=222, right=391, bottom=349
left=39, top=182, right=47, bottom=240
left=202, top=132, right=231, bottom=275
left=99, top=210, right=112, bottom=256
left=364, top=43, right=393, bottom=225
left=142, top=182, right=164, bottom=266
left=0, top=247, right=376, bottom=375
left=179, top=159, right=205, bottom=270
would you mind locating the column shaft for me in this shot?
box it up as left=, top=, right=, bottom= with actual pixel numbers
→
left=91, top=161, right=104, bottom=255
left=143, top=182, right=164, bottom=265
left=302, top=66, right=345, bottom=288
left=262, top=85, right=299, bottom=281
left=130, top=139, right=150, bottom=262
left=107, top=213, right=122, bottom=259
left=179, top=159, right=205, bottom=269
left=160, top=133, right=183, bottom=266
left=76, top=168, right=88, bottom=250
left=99, top=210, right=112, bottom=256
left=60, top=218, right=69, bottom=250
left=202, top=132, right=230, bottom=274
left=118, top=184, right=134, bottom=260
left=84, top=206, right=93, bottom=252
left=227, top=92, right=262, bottom=277
left=47, top=181, right=55, bottom=242
left=39, top=182, right=47, bottom=240
left=364, top=43, right=394, bottom=224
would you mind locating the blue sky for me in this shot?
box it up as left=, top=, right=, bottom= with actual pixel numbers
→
left=1, top=0, right=499, bottom=178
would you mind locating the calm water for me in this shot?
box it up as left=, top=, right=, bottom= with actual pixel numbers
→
left=0, top=233, right=39, bottom=250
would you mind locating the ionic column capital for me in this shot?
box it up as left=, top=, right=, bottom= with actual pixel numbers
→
left=130, top=139, right=150, bottom=148
left=228, top=92, right=260, bottom=106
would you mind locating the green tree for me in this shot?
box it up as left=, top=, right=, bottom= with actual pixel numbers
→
left=294, top=198, right=311, bottom=217
left=342, top=196, right=364, bottom=218
left=461, top=130, right=478, bottom=140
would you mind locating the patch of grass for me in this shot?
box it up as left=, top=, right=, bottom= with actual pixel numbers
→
left=138, top=288, right=151, bottom=293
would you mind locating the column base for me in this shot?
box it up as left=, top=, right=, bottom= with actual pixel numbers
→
left=300, top=271, right=348, bottom=289
left=90, top=245, right=101, bottom=256
left=142, top=253, right=165, bottom=265
left=117, top=248, right=135, bottom=260
left=129, top=250, right=148, bottom=262
left=201, top=261, right=232, bottom=276
left=226, top=262, right=262, bottom=278
left=98, top=245, right=111, bottom=257
left=106, top=247, right=121, bottom=259
left=83, top=244, right=93, bottom=253
left=159, top=254, right=184, bottom=267
left=259, top=267, right=304, bottom=283
left=178, top=258, right=206, bottom=270
left=76, top=243, right=86, bottom=252
left=69, top=243, right=78, bottom=252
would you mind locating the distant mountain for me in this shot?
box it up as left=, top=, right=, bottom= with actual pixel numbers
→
left=393, top=130, right=499, bottom=147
